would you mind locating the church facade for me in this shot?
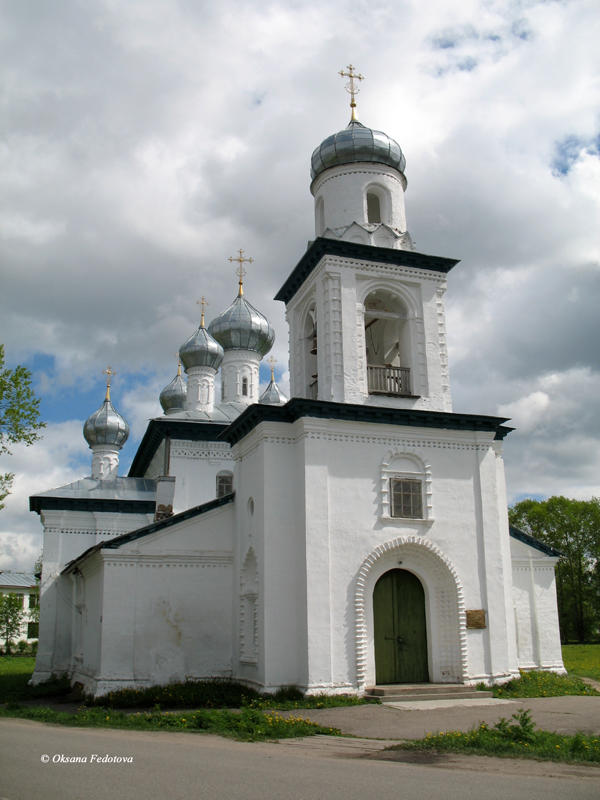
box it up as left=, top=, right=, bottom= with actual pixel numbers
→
left=30, top=88, right=564, bottom=696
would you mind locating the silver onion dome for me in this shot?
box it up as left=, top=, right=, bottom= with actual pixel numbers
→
left=179, top=324, right=224, bottom=371
left=208, top=295, right=275, bottom=356
left=160, top=365, right=187, bottom=414
left=83, top=392, right=130, bottom=448
left=310, top=120, right=406, bottom=183
left=259, top=377, right=288, bottom=406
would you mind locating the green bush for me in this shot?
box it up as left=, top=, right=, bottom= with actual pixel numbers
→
left=492, top=670, right=599, bottom=699
left=395, top=708, right=600, bottom=764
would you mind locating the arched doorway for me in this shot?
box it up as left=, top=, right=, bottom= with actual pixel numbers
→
left=373, top=569, right=429, bottom=684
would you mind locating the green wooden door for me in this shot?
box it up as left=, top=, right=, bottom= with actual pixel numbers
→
left=373, top=569, right=429, bottom=684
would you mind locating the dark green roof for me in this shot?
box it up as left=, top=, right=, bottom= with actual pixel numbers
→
left=219, top=397, right=512, bottom=447
left=509, top=525, right=562, bottom=558
left=274, top=238, right=459, bottom=305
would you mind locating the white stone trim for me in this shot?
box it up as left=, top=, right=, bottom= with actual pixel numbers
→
left=380, top=448, right=433, bottom=523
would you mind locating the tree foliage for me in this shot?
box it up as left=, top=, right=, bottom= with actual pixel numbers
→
left=509, top=497, right=600, bottom=643
left=0, top=344, right=45, bottom=509
left=0, top=593, right=26, bottom=652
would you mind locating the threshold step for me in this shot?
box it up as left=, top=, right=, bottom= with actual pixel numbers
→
left=378, top=691, right=493, bottom=703
left=366, top=684, right=482, bottom=697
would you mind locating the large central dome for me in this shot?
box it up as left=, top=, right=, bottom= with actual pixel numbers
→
left=310, top=120, right=406, bottom=183
left=208, top=294, right=275, bottom=356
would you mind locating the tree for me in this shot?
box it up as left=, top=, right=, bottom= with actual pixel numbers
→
left=0, top=593, right=26, bottom=653
left=509, top=496, right=600, bottom=643
left=0, top=344, right=45, bottom=509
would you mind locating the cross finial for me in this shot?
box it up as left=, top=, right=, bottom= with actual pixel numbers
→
left=339, top=64, right=364, bottom=121
left=196, top=297, right=209, bottom=327
left=267, top=355, right=277, bottom=381
left=228, top=249, right=254, bottom=296
left=102, top=366, right=116, bottom=400
left=174, top=352, right=182, bottom=376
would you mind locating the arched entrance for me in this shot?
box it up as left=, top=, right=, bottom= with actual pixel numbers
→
left=373, top=569, right=429, bottom=684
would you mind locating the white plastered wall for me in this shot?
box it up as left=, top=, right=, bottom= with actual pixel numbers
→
left=69, top=502, right=235, bottom=697
left=510, top=537, right=565, bottom=673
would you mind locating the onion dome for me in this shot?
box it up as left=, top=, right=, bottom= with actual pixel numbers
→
left=160, top=361, right=187, bottom=414
left=208, top=294, right=275, bottom=356
left=259, top=378, right=288, bottom=406
left=259, top=358, right=288, bottom=405
left=310, top=120, right=406, bottom=183
left=179, top=309, right=224, bottom=371
left=83, top=387, right=130, bottom=448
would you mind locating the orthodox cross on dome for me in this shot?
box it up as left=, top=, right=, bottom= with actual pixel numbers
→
left=228, top=249, right=254, bottom=296
left=339, top=64, right=364, bottom=121
left=102, top=366, right=116, bottom=401
left=197, top=297, right=209, bottom=327
left=267, top=355, right=277, bottom=381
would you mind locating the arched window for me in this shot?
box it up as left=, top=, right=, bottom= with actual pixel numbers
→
left=367, top=192, right=381, bottom=224
left=380, top=451, right=433, bottom=522
left=216, top=471, right=233, bottom=498
left=242, top=377, right=248, bottom=397
left=315, top=196, right=325, bottom=236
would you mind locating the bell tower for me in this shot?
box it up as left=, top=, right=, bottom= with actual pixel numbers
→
left=276, top=68, right=456, bottom=413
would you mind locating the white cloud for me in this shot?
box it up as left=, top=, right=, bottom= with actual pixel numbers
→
left=1, top=0, right=598, bottom=534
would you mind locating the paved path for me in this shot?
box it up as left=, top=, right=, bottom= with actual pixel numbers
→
left=281, top=696, right=600, bottom=740
left=1, top=717, right=599, bottom=800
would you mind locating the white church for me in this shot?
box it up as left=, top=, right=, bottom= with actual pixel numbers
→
left=30, top=72, right=564, bottom=697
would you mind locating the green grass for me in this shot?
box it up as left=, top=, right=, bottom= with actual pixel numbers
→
left=0, top=657, right=70, bottom=704
left=562, top=645, right=600, bottom=682
left=0, top=704, right=341, bottom=742
left=392, top=709, right=600, bottom=765
left=487, top=669, right=599, bottom=699
left=90, top=680, right=378, bottom=710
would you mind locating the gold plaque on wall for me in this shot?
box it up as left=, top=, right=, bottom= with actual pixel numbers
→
left=466, top=610, right=486, bottom=629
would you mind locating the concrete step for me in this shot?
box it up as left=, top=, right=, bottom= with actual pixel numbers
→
left=365, top=684, right=493, bottom=703
left=376, top=691, right=493, bottom=703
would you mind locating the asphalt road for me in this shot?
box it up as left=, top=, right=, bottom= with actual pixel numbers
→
left=1, top=718, right=599, bottom=800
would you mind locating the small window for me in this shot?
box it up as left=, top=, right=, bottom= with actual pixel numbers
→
left=367, top=192, right=381, bottom=224
left=27, top=622, right=39, bottom=639
left=29, top=593, right=39, bottom=609
left=217, top=473, right=233, bottom=498
left=391, top=478, right=423, bottom=519
left=242, top=377, right=248, bottom=397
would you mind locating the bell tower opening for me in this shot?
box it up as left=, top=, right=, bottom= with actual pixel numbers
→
left=364, top=290, right=413, bottom=397
left=303, top=304, right=318, bottom=399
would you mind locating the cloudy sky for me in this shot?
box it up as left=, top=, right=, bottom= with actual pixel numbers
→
left=1, top=0, right=599, bottom=571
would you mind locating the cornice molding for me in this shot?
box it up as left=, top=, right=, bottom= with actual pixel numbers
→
left=275, top=238, right=459, bottom=305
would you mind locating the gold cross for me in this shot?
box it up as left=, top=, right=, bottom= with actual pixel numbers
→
left=174, top=352, right=182, bottom=376
left=196, top=297, right=209, bottom=326
left=228, top=249, right=254, bottom=296
left=339, top=64, right=364, bottom=121
left=102, top=366, right=116, bottom=400
left=267, top=355, right=277, bottom=381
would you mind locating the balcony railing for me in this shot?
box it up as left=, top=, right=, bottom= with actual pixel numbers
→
left=367, top=365, right=411, bottom=396
left=309, top=377, right=318, bottom=400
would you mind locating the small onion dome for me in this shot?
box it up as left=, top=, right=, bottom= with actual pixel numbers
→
left=259, top=377, right=288, bottom=406
left=83, top=390, right=130, bottom=448
left=179, top=323, right=224, bottom=371
left=160, top=363, right=187, bottom=414
left=208, top=295, right=275, bottom=356
left=310, top=119, right=406, bottom=183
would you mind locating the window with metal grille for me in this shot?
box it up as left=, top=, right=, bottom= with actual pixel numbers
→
left=391, top=478, right=423, bottom=519
left=216, top=473, right=233, bottom=498
left=242, top=377, right=248, bottom=396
